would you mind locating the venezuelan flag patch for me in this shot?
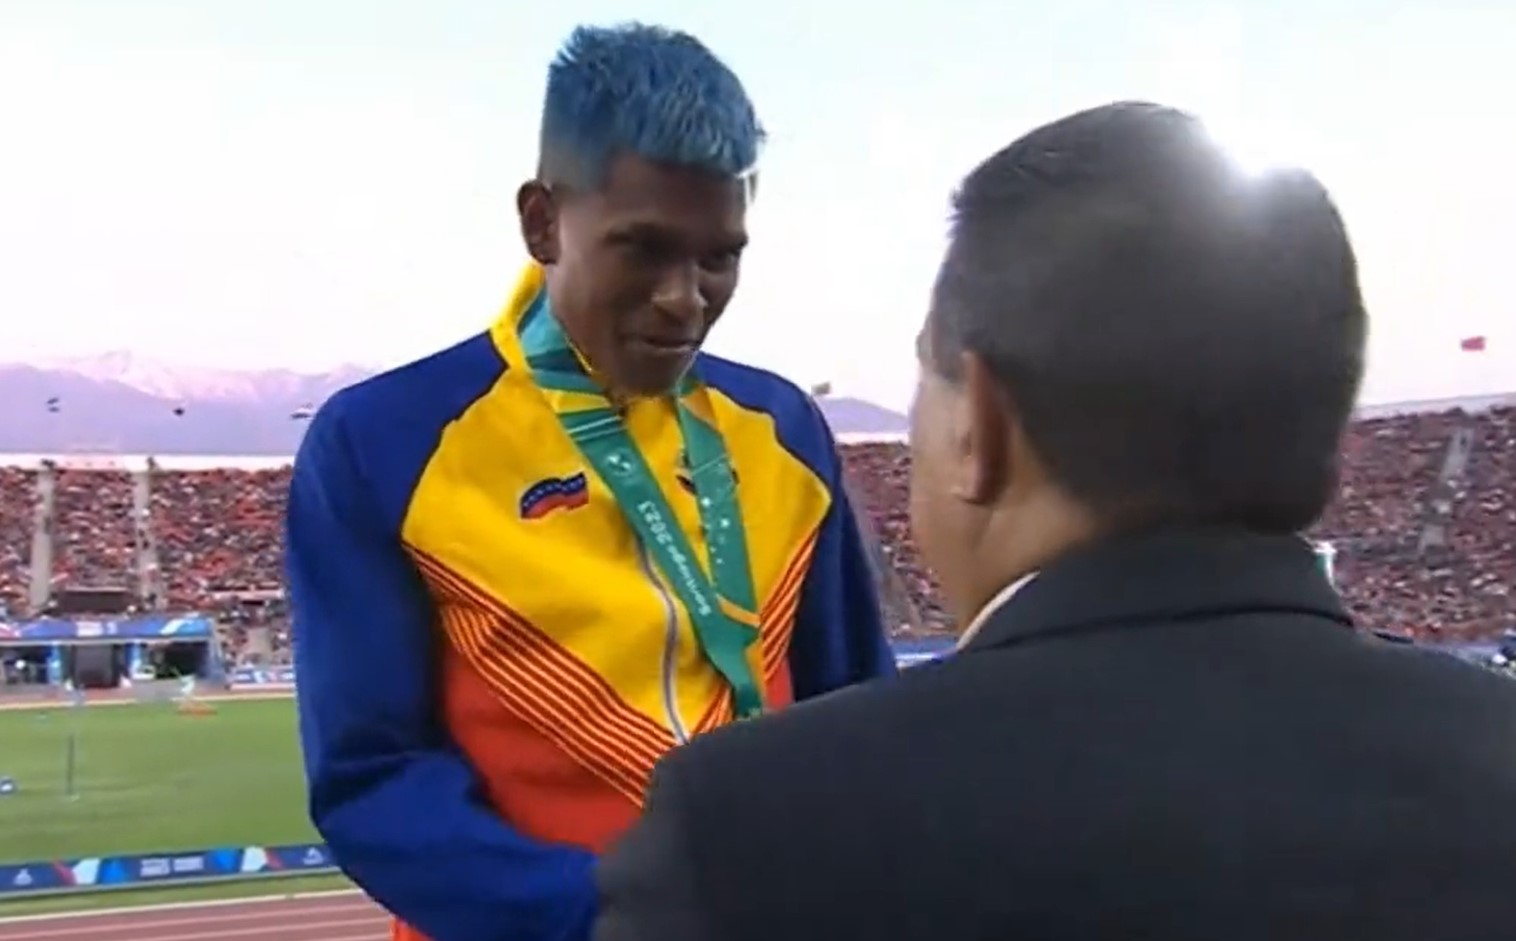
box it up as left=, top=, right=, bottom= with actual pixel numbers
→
left=519, top=472, right=590, bottom=520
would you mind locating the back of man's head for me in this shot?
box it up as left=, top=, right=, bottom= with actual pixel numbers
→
left=537, top=23, right=763, bottom=190
left=929, top=101, right=1366, bottom=534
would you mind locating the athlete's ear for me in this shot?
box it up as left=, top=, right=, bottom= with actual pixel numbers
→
left=517, top=180, right=560, bottom=266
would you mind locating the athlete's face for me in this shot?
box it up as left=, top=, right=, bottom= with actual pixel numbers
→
left=518, top=154, right=750, bottom=397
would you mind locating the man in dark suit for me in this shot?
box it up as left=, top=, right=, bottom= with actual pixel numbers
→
left=593, top=102, right=1516, bottom=941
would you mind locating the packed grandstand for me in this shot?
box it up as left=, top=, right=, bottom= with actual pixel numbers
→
left=0, top=399, right=1512, bottom=672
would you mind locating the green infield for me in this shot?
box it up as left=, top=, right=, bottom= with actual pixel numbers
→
left=0, top=697, right=316, bottom=864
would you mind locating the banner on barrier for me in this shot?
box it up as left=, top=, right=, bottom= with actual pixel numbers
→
left=228, top=642, right=953, bottom=689
left=891, top=638, right=955, bottom=667
left=0, top=615, right=214, bottom=645
left=0, top=842, right=335, bottom=896
left=229, top=666, right=298, bottom=687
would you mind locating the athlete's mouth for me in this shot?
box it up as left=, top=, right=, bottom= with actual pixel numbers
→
left=627, top=336, right=698, bottom=356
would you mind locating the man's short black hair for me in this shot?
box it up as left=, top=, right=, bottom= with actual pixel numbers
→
left=929, top=101, right=1366, bottom=534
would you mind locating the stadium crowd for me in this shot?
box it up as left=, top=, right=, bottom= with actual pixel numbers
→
left=0, top=406, right=1511, bottom=652
left=50, top=466, right=138, bottom=588
left=149, top=467, right=288, bottom=606
left=0, top=467, right=32, bottom=615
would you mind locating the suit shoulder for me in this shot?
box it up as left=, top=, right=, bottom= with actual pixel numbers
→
left=650, top=670, right=944, bottom=880
left=666, top=669, right=919, bottom=784
left=1363, top=634, right=1516, bottom=692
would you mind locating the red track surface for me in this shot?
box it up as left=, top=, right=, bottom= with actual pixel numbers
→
left=0, top=891, right=388, bottom=941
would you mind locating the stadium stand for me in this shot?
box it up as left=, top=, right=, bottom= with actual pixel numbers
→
left=0, top=466, right=37, bottom=615
left=49, top=467, right=137, bottom=590
left=846, top=407, right=1515, bottom=637
left=149, top=466, right=288, bottom=606
left=0, top=405, right=1510, bottom=659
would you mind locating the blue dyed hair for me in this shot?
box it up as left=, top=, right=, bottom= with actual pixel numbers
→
left=539, top=23, right=763, bottom=189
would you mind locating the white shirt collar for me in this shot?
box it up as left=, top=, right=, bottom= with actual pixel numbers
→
left=954, top=572, right=1038, bottom=651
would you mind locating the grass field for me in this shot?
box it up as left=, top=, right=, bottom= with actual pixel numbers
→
left=0, top=697, right=316, bottom=863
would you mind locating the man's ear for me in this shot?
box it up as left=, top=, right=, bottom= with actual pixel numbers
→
left=516, top=181, right=560, bottom=265
left=953, top=350, right=1012, bottom=506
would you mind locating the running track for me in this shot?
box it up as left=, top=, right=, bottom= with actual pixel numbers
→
left=0, top=890, right=388, bottom=941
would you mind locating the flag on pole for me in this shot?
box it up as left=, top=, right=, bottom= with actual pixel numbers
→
left=1460, top=336, right=1487, bottom=352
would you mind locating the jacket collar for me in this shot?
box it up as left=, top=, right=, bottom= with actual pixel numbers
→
left=960, top=527, right=1352, bottom=655
left=954, top=572, right=1038, bottom=651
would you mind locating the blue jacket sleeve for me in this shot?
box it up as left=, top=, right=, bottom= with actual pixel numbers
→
left=786, top=424, right=898, bottom=700
left=286, top=401, right=596, bottom=941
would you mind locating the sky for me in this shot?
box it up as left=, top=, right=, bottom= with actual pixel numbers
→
left=1, top=0, right=1511, bottom=411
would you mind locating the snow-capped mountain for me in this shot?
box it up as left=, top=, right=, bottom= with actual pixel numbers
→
left=0, top=355, right=374, bottom=455
left=26, top=351, right=371, bottom=404
left=0, top=354, right=906, bottom=456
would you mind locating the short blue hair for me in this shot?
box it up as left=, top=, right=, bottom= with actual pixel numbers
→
left=539, top=23, right=763, bottom=188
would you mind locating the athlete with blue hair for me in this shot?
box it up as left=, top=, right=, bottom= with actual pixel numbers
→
left=286, top=23, right=895, bottom=941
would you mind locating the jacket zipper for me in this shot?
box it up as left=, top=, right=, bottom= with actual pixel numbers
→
left=636, top=539, right=690, bottom=744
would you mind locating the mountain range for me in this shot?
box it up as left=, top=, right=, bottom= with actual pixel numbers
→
left=0, top=353, right=905, bottom=455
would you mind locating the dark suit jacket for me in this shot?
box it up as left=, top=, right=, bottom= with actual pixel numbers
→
left=594, top=528, right=1516, bottom=941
